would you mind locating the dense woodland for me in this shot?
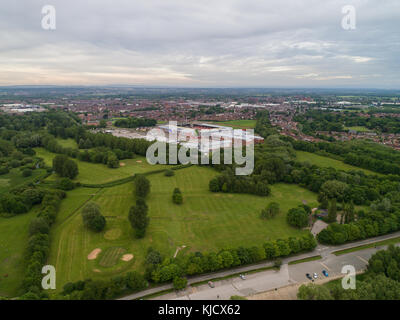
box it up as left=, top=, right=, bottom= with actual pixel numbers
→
left=294, top=109, right=400, bottom=134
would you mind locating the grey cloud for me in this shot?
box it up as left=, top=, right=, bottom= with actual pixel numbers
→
left=0, top=0, right=399, bottom=87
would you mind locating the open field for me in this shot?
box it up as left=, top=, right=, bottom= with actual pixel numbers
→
left=0, top=168, right=47, bottom=194
left=0, top=208, right=39, bottom=297
left=34, top=148, right=171, bottom=185
left=344, top=126, right=372, bottom=132
left=295, top=151, right=380, bottom=176
left=48, top=165, right=318, bottom=292
left=206, top=120, right=257, bottom=129
left=56, top=138, right=79, bottom=149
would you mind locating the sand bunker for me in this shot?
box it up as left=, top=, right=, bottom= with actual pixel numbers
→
left=121, top=254, right=134, bottom=261
left=87, top=248, right=101, bottom=260
left=93, top=269, right=101, bottom=273
left=136, top=160, right=142, bottom=163
left=119, top=162, right=126, bottom=167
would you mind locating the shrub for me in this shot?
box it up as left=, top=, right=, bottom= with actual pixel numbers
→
left=57, top=178, right=75, bottom=191
left=21, top=188, right=44, bottom=205
left=0, top=194, right=30, bottom=214
left=164, top=170, right=174, bottom=177
left=287, top=207, right=309, bottom=228
left=260, top=202, right=280, bottom=219
left=22, top=169, right=33, bottom=177
left=29, top=218, right=50, bottom=236
left=172, top=188, right=183, bottom=205
left=173, top=277, right=187, bottom=290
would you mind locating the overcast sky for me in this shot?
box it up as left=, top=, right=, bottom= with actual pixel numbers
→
left=0, top=0, right=399, bottom=88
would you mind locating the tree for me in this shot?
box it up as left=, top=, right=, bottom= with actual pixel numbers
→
left=21, top=188, right=44, bottom=205
left=81, top=202, right=106, bottom=232
left=287, top=207, right=309, bottom=228
left=328, top=199, right=337, bottom=223
left=260, top=202, right=280, bottom=219
left=62, top=159, right=79, bottom=179
left=53, top=155, right=68, bottom=174
left=107, top=152, right=119, bottom=168
left=173, top=277, right=187, bottom=290
left=320, top=180, right=348, bottom=202
left=128, top=198, right=150, bottom=238
left=343, top=201, right=355, bottom=223
left=135, top=175, right=150, bottom=198
left=172, top=188, right=183, bottom=205
left=53, top=155, right=78, bottom=179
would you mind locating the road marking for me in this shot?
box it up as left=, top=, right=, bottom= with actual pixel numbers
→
left=319, top=262, right=331, bottom=271
left=357, top=256, right=369, bottom=264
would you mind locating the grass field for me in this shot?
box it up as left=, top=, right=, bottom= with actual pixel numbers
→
left=48, top=165, right=318, bottom=292
left=56, top=138, right=79, bottom=149
left=0, top=168, right=47, bottom=195
left=344, top=126, right=372, bottom=132
left=34, top=148, right=171, bottom=185
left=295, top=151, right=380, bottom=176
left=0, top=207, right=39, bottom=297
left=206, top=120, right=257, bottom=129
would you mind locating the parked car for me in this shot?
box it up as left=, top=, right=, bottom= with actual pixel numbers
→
left=322, top=270, right=329, bottom=277
left=306, top=273, right=313, bottom=280
left=239, top=274, right=246, bottom=280
left=313, top=272, right=318, bottom=279
left=208, top=281, right=215, bottom=288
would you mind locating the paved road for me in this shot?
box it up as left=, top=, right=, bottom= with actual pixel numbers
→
left=118, top=231, right=400, bottom=300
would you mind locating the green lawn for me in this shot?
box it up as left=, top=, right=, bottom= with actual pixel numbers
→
left=34, top=148, right=171, bottom=185
left=56, top=138, right=79, bottom=149
left=295, top=151, right=380, bottom=176
left=48, top=165, right=318, bottom=292
left=344, top=126, right=372, bottom=132
left=0, top=208, right=39, bottom=297
left=288, top=255, right=322, bottom=265
left=206, top=120, right=257, bottom=129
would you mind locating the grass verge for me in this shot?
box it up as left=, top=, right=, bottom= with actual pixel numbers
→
left=288, top=255, right=322, bottom=265
left=332, top=236, right=400, bottom=256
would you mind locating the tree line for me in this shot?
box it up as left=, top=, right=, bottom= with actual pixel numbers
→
left=114, top=117, right=157, bottom=128
left=20, top=189, right=65, bottom=300
left=145, top=233, right=317, bottom=284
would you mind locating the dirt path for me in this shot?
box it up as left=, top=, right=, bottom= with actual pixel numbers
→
left=173, top=245, right=186, bottom=258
